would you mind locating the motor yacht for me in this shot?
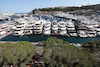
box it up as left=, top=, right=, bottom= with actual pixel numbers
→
left=24, top=21, right=36, bottom=35
left=87, top=29, right=97, bottom=37
left=43, top=20, right=51, bottom=35
left=77, top=23, right=88, bottom=37
left=94, top=25, right=100, bottom=36
left=58, top=21, right=69, bottom=36
left=33, top=20, right=43, bottom=34
left=86, top=24, right=96, bottom=37
left=14, top=20, right=26, bottom=36
left=0, top=26, right=7, bottom=36
left=52, top=20, right=59, bottom=35
left=0, top=23, right=13, bottom=37
left=66, top=20, right=77, bottom=37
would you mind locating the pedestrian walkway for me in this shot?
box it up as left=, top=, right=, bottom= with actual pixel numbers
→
left=36, top=46, right=44, bottom=55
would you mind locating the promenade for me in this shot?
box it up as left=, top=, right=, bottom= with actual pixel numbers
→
left=0, top=41, right=82, bottom=47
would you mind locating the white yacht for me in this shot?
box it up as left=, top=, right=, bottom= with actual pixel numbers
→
left=0, top=22, right=15, bottom=37
left=52, top=20, right=59, bottom=35
left=93, top=24, right=99, bottom=28
left=14, top=20, right=26, bottom=36
left=66, top=20, right=77, bottom=37
left=94, top=25, right=100, bottom=36
left=0, top=25, right=7, bottom=36
left=33, top=20, right=43, bottom=34
left=97, top=32, right=100, bottom=36
left=86, top=24, right=96, bottom=37
left=77, top=24, right=87, bottom=37
left=58, top=21, right=69, bottom=36
left=91, top=22, right=100, bottom=36
left=24, top=20, right=36, bottom=35
left=87, top=29, right=97, bottom=37
left=43, top=20, right=51, bottom=35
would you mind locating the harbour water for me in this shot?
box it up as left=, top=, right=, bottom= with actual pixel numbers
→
left=1, top=34, right=100, bottom=43
left=0, top=15, right=100, bottom=43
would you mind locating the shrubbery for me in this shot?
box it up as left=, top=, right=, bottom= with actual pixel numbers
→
left=0, top=41, right=35, bottom=67
left=42, top=37, right=99, bottom=67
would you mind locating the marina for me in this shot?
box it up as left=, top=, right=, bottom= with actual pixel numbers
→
left=0, top=1, right=100, bottom=67
left=0, top=13, right=100, bottom=43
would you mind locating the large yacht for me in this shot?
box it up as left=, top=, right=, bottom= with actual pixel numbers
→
left=58, top=21, right=69, bottom=36
left=94, top=25, right=100, bottom=36
left=14, top=20, right=26, bottom=36
left=0, top=25, right=9, bottom=36
left=43, top=20, right=51, bottom=35
left=33, top=20, right=43, bottom=34
left=66, top=20, right=77, bottom=37
left=24, top=16, right=39, bottom=35
left=52, top=20, right=59, bottom=35
left=0, top=21, right=15, bottom=38
left=24, top=21, right=35, bottom=35
left=77, top=23, right=87, bottom=37
left=86, top=24, right=96, bottom=37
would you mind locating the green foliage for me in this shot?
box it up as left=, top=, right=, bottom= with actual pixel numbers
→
left=82, top=40, right=100, bottom=66
left=42, top=37, right=99, bottom=67
left=82, top=40, right=100, bottom=53
left=0, top=41, right=35, bottom=67
left=20, top=63, right=26, bottom=67
left=31, top=4, right=100, bottom=13
left=39, top=7, right=79, bottom=12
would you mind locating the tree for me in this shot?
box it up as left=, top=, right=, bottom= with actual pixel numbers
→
left=0, top=41, right=36, bottom=67
left=42, top=37, right=99, bottom=67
